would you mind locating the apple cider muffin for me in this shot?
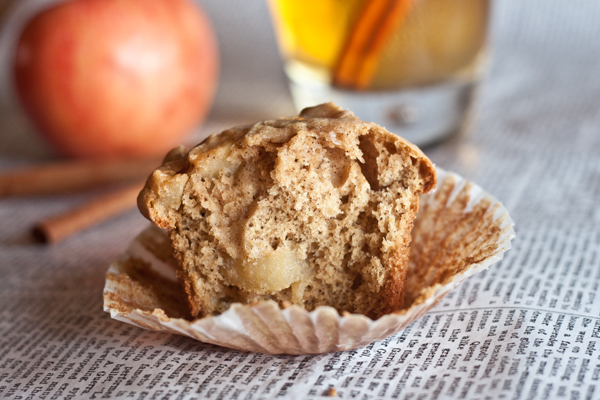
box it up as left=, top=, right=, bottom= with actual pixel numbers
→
left=138, top=103, right=436, bottom=319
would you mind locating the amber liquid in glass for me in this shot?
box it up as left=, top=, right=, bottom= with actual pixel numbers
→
left=269, top=0, right=489, bottom=91
left=268, top=0, right=490, bottom=145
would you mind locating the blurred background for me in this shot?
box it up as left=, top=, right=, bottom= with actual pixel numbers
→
left=0, top=0, right=294, bottom=160
left=1, top=0, right=599, bottom=161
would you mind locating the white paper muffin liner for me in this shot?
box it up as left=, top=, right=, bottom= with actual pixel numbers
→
left=103, top=168, right=515, bottom=354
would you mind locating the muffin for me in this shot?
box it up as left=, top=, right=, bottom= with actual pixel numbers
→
left=138, top=103, right=436, bottom=319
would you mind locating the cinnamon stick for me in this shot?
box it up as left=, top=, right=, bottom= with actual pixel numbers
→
left=333, top=0, right=415, bottom=90
left=0, top=157, right=160, bottom=197
left=32, top=182, right=144, bottom=243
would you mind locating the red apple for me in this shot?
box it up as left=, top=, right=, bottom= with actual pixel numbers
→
left=13, top=0, right=218, bottom=158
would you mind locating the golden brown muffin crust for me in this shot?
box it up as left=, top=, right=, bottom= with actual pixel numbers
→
left=138, top=103, right=436, bottom=318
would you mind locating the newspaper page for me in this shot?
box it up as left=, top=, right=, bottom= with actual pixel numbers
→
left=1, top=218, right=599, bottom=400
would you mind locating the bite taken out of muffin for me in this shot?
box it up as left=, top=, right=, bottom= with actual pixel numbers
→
left=138, top=103, right=436, bottom=319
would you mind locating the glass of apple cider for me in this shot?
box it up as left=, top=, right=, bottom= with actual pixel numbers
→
left=267, top=0, right=490, bottom=146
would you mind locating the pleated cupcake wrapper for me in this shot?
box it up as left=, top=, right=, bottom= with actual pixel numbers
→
left=103, top=168, right=515, bottom=354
